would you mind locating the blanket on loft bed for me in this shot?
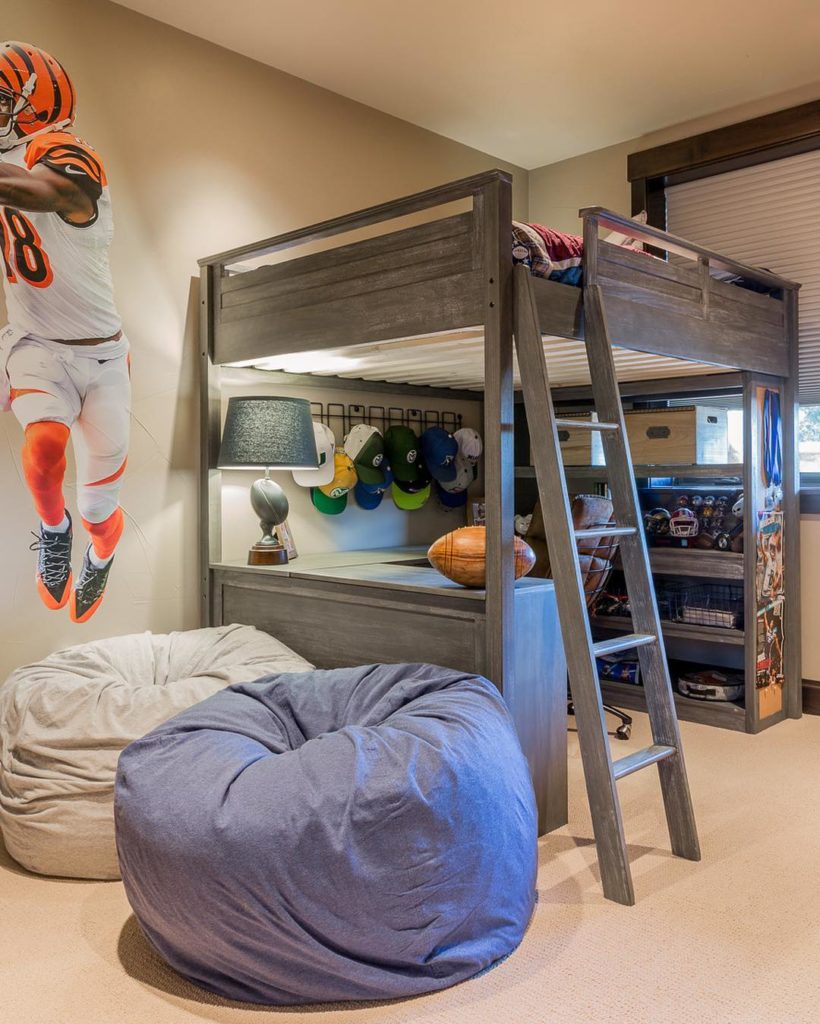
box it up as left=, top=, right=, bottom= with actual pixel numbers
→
left=512, top=219, right=644, bottom=286
left=511, top=219, right=782, bottom=297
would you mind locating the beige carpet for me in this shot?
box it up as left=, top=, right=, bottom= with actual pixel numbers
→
left=1, top=711, right=819, bottom=1024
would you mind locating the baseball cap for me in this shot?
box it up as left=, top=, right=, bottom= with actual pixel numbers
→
left=343, top=424, right=386, bottom=485
left=292, top=422, right=336, bottom=487
left=391, top=481, right=431, bottom=511
left=454, top=427, right=483, bottom=463
left=435, top=480, right=467, bottom=509
left=354, top=463, right=394, bottom=510
left=384, top=426, right=421, bottom=484
left=311, top=450, right=357, bottom=515
left=439, top=457, right=476, bottom=494
left=420, top=427, right=458, bottom=483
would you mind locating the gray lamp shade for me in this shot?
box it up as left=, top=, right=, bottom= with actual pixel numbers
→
left=218, top=396, right=319, bottom=470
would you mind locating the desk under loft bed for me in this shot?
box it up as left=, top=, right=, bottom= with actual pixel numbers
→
left=198, top=170, right=801, bottom=816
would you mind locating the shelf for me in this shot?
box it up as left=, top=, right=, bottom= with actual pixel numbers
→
left=647, top=548, right=744, bottom=580
left=515, top=463, right=744, bottom=480
left=598, top=679, right=746, bottom=732
left=590, top=615, right=745, bottom=646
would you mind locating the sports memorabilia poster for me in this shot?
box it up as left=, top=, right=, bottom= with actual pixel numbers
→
left=755, top=386, right=785, bottom=718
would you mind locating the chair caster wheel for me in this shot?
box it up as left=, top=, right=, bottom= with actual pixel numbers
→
left=615, top=725, right=631, bottom=741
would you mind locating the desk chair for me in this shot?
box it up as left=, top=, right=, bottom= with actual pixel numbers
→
left=524, top=494, right=633, bottom=740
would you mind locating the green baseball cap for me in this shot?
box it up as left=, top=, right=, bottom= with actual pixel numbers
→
left=384, top=426, right=421, bottom=484
left=343, top=424, right=386, bottom=485
left=391, top=480, right=431, bottom=510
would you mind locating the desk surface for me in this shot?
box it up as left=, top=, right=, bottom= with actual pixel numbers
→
left=213, top=546, right=554, bottom=601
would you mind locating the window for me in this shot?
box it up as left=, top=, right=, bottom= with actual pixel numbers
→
left=799, top=405, right=820, bottom=480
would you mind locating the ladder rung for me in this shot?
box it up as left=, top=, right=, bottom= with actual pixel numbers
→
left=555, top=418, right=620, bottom=432
left=575, top=526, right=636, bottom=539
left=592, top=633, right=657, bottom=657
left=613, top=744, right=677, bottom=781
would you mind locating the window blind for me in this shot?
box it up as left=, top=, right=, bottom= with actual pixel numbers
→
left=666, top=148, right=820, bottom=403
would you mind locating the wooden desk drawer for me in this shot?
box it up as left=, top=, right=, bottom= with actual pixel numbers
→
left=221, top=583, right=483, bottom=673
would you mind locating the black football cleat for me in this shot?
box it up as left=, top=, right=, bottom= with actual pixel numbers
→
left=30, top=512, right=73, bottom=610
left=69, top=545, right=113, bottom=623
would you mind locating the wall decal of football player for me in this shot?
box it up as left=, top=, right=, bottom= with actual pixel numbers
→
left=0, top=41, right=128, bottom=622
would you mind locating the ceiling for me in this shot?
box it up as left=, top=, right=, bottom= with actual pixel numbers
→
left=112, top=0, right=820, bottom=169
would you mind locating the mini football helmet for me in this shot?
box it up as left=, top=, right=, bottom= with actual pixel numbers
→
left=644, top=507, right=671, bottom=536
left=669, top=507, right=699, bottom=537
left=0, top=41, right=75, bottom=151
left=676, top=494, right=690, bottom=507
left=732, top=493, right=744, bottom=518
left=690, top=495, right=704, bottom=509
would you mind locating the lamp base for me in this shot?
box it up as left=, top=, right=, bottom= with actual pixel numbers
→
left=248, top=541, right=289, bottom=566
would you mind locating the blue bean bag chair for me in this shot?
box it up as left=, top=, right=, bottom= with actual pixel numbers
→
left=114, top=663, right=537, bottom=1006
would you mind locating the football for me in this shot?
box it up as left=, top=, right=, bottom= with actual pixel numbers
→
left=427, top=526, right=535, bottom=588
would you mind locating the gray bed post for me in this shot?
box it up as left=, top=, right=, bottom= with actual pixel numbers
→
left=199, top=263, right=223, bottom=627
left=480, top=173, right=515, bottom=690
left=784, top=288, right=802, bottom=719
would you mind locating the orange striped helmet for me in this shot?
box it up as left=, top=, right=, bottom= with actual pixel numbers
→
left=0, top=41, right=75, bottom=151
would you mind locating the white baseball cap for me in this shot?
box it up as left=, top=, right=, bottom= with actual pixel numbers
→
left=292, top=422, right=336, bottom=487
left=439, top=457, right=476, bottom=494
left=454, top=427, right=483, bottom=463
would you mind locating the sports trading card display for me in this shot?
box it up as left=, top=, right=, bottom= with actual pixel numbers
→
left=754, top=386, right=785, bottom=718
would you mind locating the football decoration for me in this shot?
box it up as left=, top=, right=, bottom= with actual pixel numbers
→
left=427, top=526, right=535, bottom=588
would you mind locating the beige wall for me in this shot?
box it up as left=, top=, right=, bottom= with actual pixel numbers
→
left=529, top=80, right=820, bottom=231
left=528, top=81, right=820, bottom=681
left=0, top=0, right=526, bottom=678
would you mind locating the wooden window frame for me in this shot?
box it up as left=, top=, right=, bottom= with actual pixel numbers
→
left=628, top=98, right=820, bottom=511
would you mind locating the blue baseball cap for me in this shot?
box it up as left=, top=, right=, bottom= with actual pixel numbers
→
left=420, top=427, right=458, bottom=483
left=354, top=463, right=394, bottom=510
left=435, top=480, right=467, bottom=509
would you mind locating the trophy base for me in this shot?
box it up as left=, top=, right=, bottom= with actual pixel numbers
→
left=248, top=542, right=289, bottom=566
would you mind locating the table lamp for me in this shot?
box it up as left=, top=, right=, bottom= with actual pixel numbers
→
left=218, top=396, right=318, bottom=565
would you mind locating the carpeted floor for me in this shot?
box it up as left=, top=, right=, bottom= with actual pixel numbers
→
left=1, top=710, right=819, bottom=1024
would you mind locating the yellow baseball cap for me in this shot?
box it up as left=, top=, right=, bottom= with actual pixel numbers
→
left=312, top=450, right=357, bottom=515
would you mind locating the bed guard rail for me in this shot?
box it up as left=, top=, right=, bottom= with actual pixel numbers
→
left=580, top=207, right=800, bottom=294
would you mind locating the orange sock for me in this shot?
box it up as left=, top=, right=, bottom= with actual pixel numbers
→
left=21, top=421, right=70, bottom=526
left=82, top=507, right=124, bottom=561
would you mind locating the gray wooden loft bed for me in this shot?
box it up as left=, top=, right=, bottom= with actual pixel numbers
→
left=198, top=169, right=801, bottom=736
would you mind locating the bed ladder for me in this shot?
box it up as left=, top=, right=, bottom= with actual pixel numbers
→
left=512, top=264, right=701, bottom=906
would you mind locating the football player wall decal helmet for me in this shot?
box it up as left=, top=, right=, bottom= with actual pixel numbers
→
left=0, top=41, right=75, bottom=151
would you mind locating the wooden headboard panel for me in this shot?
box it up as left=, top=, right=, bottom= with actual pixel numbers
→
left=199, top=171, right=512, bottom=367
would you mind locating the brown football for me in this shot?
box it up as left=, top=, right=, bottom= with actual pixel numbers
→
left=427, top=526, right=536, bottom=588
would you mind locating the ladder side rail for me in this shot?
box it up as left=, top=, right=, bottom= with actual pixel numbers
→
left=582, top=216, right=700, bottom=861
left=513, top=264, right=636, bottom=906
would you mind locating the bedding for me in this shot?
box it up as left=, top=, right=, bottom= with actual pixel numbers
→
left=512, top=218, right=645, bottom=286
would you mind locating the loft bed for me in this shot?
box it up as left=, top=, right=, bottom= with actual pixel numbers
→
left=198, top=169, right=801, bottom=741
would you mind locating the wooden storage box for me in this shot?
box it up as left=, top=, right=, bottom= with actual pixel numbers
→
left=553, top=413, right=605, bottom=466
left=625, top=406, right=728, bottom=465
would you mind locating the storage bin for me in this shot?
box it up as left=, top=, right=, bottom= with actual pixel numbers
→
left=624, top=406, right=728, bottom=465
left=553, top=412, right=605, bottom=466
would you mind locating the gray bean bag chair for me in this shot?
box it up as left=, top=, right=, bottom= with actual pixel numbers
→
left=115, top=663, right=537, bottom=1006
left=0, top=624, right=312, bottom=880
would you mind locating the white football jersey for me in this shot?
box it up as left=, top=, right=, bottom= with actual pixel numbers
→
left=0, top=131, right=121, bottom=339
